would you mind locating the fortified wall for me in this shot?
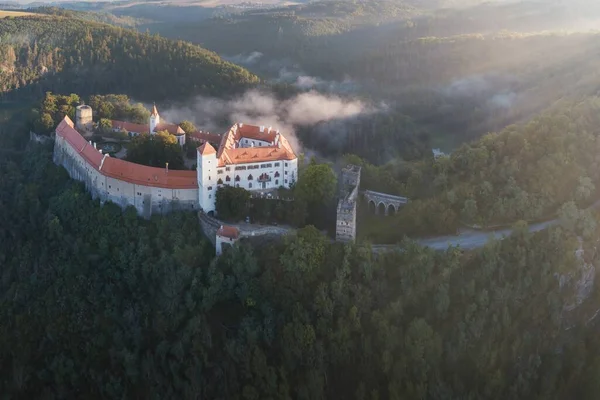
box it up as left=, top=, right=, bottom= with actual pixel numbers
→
left=53, top=116, right=198, bottom=219
left=336, top=164, right=361, bottom=242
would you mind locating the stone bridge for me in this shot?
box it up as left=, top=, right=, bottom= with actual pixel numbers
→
left=363, top=190, right=408, bottom=216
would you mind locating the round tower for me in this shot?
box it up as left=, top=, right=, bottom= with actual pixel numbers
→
left=75, top=104, right=93, bottom=132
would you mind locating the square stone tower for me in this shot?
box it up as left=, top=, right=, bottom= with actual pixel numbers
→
left=336, top=164, right=361, bottom=242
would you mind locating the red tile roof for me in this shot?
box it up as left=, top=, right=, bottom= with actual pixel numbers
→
left=57, top=117, right=197, bottom=189
left=154, top=122, right=185, bottom=136
left=198, top=142, right=216, bottom=156
left=238, top=124, right=278, bottom=142
left=217, top=225, right=240, bottom=239
left=57, top=118, right=104, bottom=169
left=111, top=120, right=149, bottom=134
left=189, top=131, right=221, bottom=144
left=213, top=123, right=296, bottom=167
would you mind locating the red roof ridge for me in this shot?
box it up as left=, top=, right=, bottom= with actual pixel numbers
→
left=217, top=225, right=240, bottom=239
left=198, top=142, right=216, bottom=155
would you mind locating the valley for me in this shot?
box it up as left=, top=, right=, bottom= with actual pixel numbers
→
left=3, top=1, right=600, bottom=399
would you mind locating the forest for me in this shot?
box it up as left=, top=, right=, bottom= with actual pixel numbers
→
left=3, top=126, right=600, bottom=399
left=0, top=14, right=259, bottom=103
left=5, top=2, right=600, bottom=398
left=355, top=97, right=600, bottom=242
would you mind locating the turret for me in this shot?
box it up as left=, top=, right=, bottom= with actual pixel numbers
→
left=197, top=142, right=217, bottom=213
left=149, top=103, right=160, bottom=134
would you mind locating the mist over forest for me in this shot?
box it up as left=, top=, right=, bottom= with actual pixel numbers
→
left=6, top=0, right=600, bottom=399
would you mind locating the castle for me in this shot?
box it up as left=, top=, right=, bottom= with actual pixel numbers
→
left=53, top=105, right=298, bottom=218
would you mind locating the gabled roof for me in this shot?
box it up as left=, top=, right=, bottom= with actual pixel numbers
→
left=198, top=142, right=216, bottom=156
left=154, top=122, right=185, bottom=136
left=214, top=122, right=296, bottom=167
left=189, top=131, right=221, bottom=144
left=111, top=120, right=149, bottom=134
left=56, top=116, right=197, bottom=189
left=217, top=225, right=240, bottom=239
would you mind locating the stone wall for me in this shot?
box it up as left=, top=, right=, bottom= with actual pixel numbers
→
left=336, top=165, right=361, bottom=242
left=198, top=212, right=221, bottom=246
left=54, top=134, right=198, bottom=219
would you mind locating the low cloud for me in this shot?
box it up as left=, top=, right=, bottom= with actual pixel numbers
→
left=222, top=51, right=264, bottom=66
left=157, top=89, right=376, bottom=154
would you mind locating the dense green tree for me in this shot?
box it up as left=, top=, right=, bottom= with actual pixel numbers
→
left=178, top=120, right=197, bottom=134
left=216, top=185, right=251, bottom=221
left=126, top=132, right=185, bottom=169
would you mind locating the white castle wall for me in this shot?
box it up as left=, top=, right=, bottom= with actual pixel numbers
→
left=197, top=151, right=297, bottom=213
left=54, top=134, right=198, bottom=219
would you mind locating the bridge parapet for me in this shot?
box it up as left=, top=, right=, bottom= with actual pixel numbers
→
left=363, top=190, right=409, bottom=216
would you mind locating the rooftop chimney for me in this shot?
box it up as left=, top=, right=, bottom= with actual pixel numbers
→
left=239, top=123, right=243, bottom=128
left=260, top=125, right=265, bottom=133
left=166, top=162, right=169, bottom=174
left=93, top=142, right=97, bottom=149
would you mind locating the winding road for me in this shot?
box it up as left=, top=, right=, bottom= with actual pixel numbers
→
left=372, top=219, right=558, bottom=253
left=372, top=198, right=600, bottom=252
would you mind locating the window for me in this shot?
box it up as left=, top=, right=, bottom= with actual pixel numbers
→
left=275, top=179, right=278, bottom=185
left=285, top=171, right=288, bottom=175
left=226, top=167, right=231, bottom=171
left=208, top=176, right=211, bottom=180
left=285, top=163, right=288, bottom=167
left=209, top=194, right=211, bottom=199
left=235, top=175, right=241, bottom=181
left=285, top=179, right=288, bottom=184
left=217, top=169, right=224, bottom=174
left=217, top=178, right=223, bottom=185
left=109, top=185, right=112, bottom=189
left=236, top=184, right=240, bottom=188
left=275, top=172, right=280, bottom=177
left=208, top=186, right=213, bottom=190
left=226, top=176, right=231, bottom=182
left=275, top=162, right=280, bottom=167
left=235, top=166, right=246, bottom=170
left=248, top=174, right=253, bottom=180
left=249, top=182, right=253, bottom=188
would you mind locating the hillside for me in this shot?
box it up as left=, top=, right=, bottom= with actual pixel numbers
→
left=0, top=14, right=259, bottom=102
left=2, top=137, right=600, bottom=398
left=130, top=0, right=600, bottom=148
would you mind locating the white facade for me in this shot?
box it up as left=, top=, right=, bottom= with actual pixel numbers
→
left=197, top=153, right=297, bottom=213
left=54, top=124, right=198, bottom=219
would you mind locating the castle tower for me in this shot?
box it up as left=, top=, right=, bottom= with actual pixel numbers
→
left=75, top=104, right=93, bottom=132
left=197, top=142, right=217, bottom=213
left=149, top=103, right=160, bottom=134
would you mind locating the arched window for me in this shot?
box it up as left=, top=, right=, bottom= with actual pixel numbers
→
left=248, top=174, right=253, bottom=180
left=217, top=178, right=223, bottom=185
left=235, top=175, right=240, bottom=181
left=249, top=182, right=253, bottom=188
left=275, top=171, right=280, bottom=177
left=226, top=176, right=231, bottom=182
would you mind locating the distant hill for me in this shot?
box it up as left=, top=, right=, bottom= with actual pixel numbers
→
left=0, top=13, right=260, bottom=102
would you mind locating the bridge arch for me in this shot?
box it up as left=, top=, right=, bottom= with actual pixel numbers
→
left=368, top=200, right=376, bottom=214
left=362, top=190, right=409, bottom=216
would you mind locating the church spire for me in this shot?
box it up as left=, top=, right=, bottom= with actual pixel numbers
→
left=149, top=103, right=160, bottom=134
